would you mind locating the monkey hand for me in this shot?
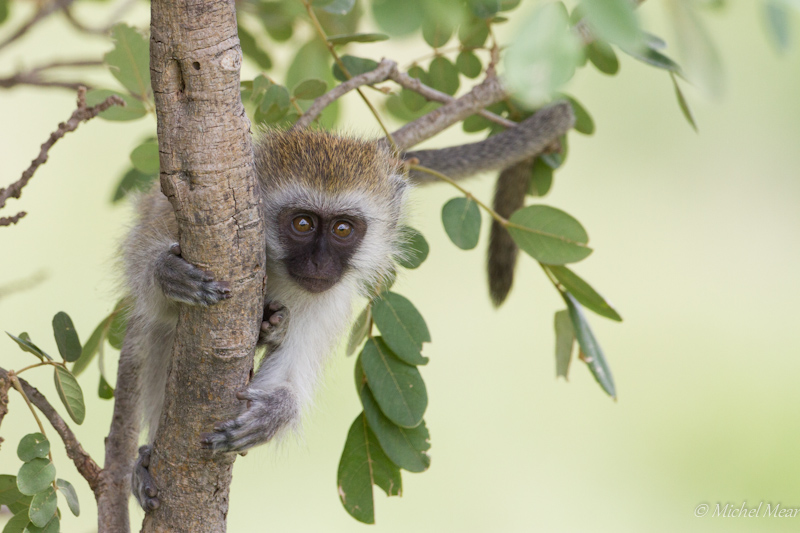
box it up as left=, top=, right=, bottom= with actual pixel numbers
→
left=200, top=387, right=298, bottom=453
left=132, top=445, right=160, bottom=512
left=258, top=301, right=290, bottom=349
left=155, top=243, right=232, bottom=306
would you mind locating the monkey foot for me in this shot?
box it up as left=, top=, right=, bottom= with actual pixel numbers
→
left=200, top=386, right=298, bottom=453
left=132, top=445, right=160, bottom=512
left=258, top=301, right=290, bottom=348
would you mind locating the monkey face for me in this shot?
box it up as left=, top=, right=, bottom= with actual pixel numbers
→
left=277, top=208, right=367, bottom=293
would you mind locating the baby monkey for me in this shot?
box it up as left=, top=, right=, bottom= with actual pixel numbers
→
left=124, top=104, right=573, bottom=511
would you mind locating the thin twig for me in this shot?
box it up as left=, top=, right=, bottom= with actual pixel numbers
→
left=0, top=0, right=76, bottom=51
left=385, top=75, right=508, bottom=151
left=0, top=87, right=124, bottom=221
left=0, top=367, right=102, bottom=494
left=0, top=373, right=10, bottom=444
left=292, top=59, right=397, bottom=130
left=0, top=59, right=103, bottom=91
left=0, top=211, right=27, bottom=226
left=299, top=0, right=396, bottom=148
left=388, top=69, right=515, bottom=129
left=0, top=270, right=47, bottom=300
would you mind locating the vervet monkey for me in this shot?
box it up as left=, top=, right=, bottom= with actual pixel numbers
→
left=124, top=104, right=573, bottom=510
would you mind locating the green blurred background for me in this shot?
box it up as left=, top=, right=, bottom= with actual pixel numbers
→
left=2, top=1, right=800, bottom=531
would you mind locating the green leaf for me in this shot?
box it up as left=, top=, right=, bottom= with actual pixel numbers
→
left=561, top=94, right=594, bottom=135
left=455, top=51, right=482, bottom=78
left=254, top=0, right=296, bottom=40
left=441, top=197, right=481, bottom=250
left=360, top=337, right=427, bottom=428
left=105, top=24, right=151, bottom=98
left=17, top=434, right=49, bottom=463
left=422, top=20, right=453, bottom=48
left=23, top=515, right=59, bottom=533
left=547, top=265, right=622, bottom=321
left=51, top=312, right=81, bottom=363
left=332, top=55, right=379, bottom=81
left=462, top=114, right=492, bottom=133
left=85, top=89, right=147, bottom=121
left=665, top=0, right=724, bottom=98
left=16, top=459, right=55, bottom=496
left=397, top=227, right=429, bottom=269
left=469, top=0, right=500, bottom=19
left=507, top=205, right=592, bottom=264
left=504, top=2, right=583, bottom=107
left=53, top=367, right=85, bottom=425
left=371, top=292, right=430, bottom=365
left=98, top=375, right=114, bottom=400
left=327, top=32, right=389, bottom=45
left=55, top=479, right=79, bottom=517
left=6, top=333, right=51, bottom=361
left=256, top=84, right=291, bottom=124
left=238, top=24, right=272, bottom=71
left=554, top=310, right=574, bottom=379
left=28, top=487, right=56, bottom=528
left=579, top=0, right=644, bottom=50
left=586, top=39, right=620, bottom=75
left=0, top=476, right=31, bottom=514
left=292, top=79, right=328, bottom=100
left=337, top=413, right=401, bottom=524
left=346, top=306, right=371, bottom=356
left=357, top=361, right=431, bottom=472
left=400, top=66, right=429, bottom=112
left=71, top=315, right=110, bottom=377
left=458, top=16, right=490, bottom=48
left=623, top=43, right=681, bottom=72
left=106, top=304, right=128, bottom=350
left=130, top=141, right=159, bottom=175
left=670, top=72, right=697, bottom=132
left=112, top=167, right=157, bottom=203
left=372, top=0, right=425, bottom=37
left=316, top=0, right=356, bottom=15
left=563, top=293, right=616, bottom=398
left=764, top=1, right=791, bottom=53
left=0, top=0, right=9, bottom=25
left=527, top=158, right=553, bottom=197
left=427, top=56, right=459, bottom=96
left=2, top=511, right=30, bottom=533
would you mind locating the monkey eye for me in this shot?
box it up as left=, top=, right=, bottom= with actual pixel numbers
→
left=292, top=215, right=315, bottom=234
left=332, top=221, right=353, bottom=239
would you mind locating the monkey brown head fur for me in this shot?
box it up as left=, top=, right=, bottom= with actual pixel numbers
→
left=255, top=129, right=409, bottom=297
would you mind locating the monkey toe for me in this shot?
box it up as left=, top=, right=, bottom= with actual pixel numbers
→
left=258, top=302, right=290, bottom=347
left=132, top=445, right=160, bottom=512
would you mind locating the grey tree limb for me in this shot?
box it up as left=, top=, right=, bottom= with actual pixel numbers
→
left=140, top=0, right=265, bottom=531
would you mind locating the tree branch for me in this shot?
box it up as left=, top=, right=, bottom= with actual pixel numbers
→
left=141, top=0, right=265, bottom=531
left=292, top=58, right=397, bottom=130
left=0, top=87, right=123, bottom=222
left=387, top=69, right=515, bottom=128
left=97, top=335, right=140, bottom=533
left=385, top=75, right=508, bottom=151
left=0, top=366, right=102, bottom=494
left=0, top=0, right=77, bottom=51
left=0, top=59, right=103, bottom=91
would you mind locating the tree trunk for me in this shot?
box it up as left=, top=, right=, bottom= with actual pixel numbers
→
left=142, top=1, right=264, bottom=531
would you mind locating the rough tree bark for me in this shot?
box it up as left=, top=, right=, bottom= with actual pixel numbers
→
left=140, top=1, right=265, bottom=531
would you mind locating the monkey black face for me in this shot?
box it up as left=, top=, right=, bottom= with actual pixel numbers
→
left=277, top=208, right=366, bottom=293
